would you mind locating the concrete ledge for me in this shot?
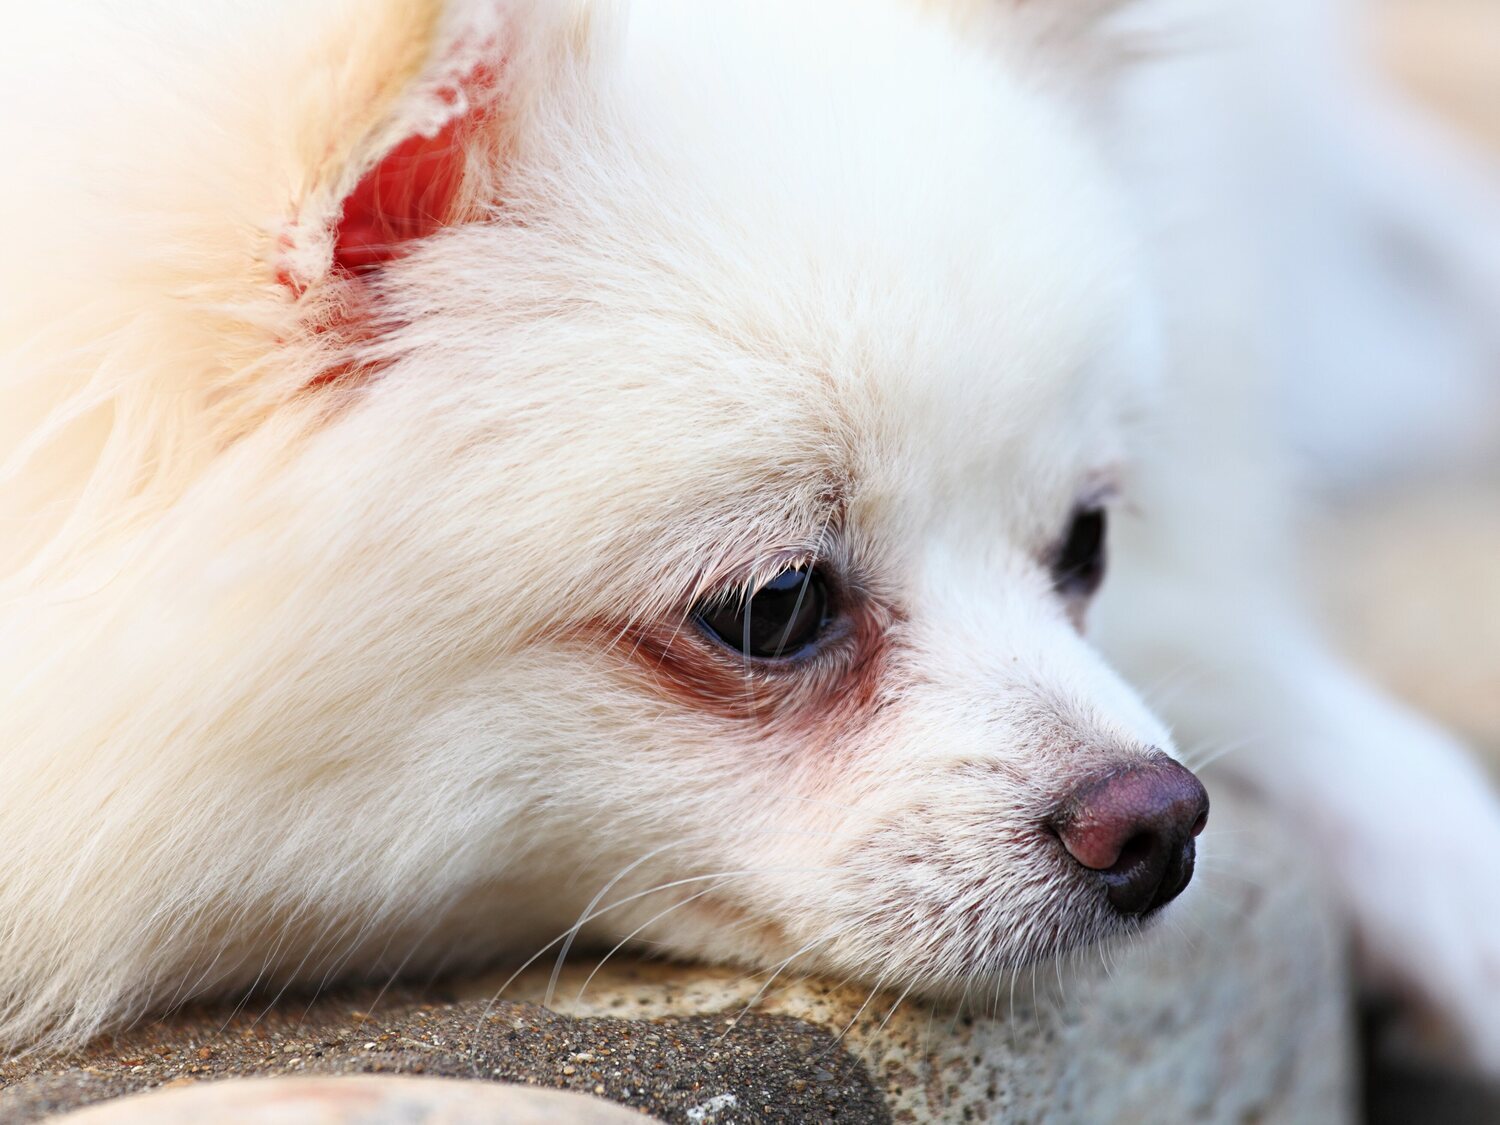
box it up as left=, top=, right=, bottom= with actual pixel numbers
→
left=2, top=788, right=1353, bottom=1123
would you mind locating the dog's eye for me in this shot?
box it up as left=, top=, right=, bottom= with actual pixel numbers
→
left=696, top=565, right=831, bottom=660
left=1052, top=506, right=1107, bottom=599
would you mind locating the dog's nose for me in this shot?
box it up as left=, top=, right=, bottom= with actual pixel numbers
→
left=1050, top=757, right=1209, bottom=916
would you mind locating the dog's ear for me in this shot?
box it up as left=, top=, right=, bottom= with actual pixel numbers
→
left=277, top=0, right=609, bottom=295
left=0, top=1, right=613, bottom=580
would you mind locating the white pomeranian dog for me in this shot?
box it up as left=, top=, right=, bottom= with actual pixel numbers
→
left=2, top=0, right=1498, bottom=1070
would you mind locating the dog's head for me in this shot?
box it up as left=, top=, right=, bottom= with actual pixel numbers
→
left=6, top=0, right=1204, bottom=1027
left=304, top=0, right=1203, bottom=987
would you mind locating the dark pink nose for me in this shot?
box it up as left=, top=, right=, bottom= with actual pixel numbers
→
left=1050, top=756, right=1209, bottom=916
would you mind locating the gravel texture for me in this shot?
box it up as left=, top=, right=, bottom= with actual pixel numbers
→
left=0, top=984, right=887, bottom=1124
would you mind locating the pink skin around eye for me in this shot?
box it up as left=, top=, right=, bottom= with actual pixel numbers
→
left=565, top=593, right=898, bottom=741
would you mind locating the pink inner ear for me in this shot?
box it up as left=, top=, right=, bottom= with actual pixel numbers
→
left=332, top=63, right=496, bottom=273
left=292, top=63, right=496, bottom=390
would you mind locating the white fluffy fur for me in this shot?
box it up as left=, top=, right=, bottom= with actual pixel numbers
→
left=2, top=0, right=1498, bottom=1073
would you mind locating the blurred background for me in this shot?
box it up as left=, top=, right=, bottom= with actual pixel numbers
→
left=1327, top=3, right=1498, bottom=1119
left=1324, top=0, right=1499, bottom=769
left=1378, top=0, right=1499, bottom=151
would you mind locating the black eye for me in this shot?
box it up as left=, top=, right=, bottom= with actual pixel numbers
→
left=1051, top=506, right=1107, bottom=600
left=696, top=565, right=831, bottom=660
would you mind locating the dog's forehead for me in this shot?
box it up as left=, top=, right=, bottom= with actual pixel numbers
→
left=600, top=0, right=1147, bottom=534
left=414, top=0, right=1152, bottom=599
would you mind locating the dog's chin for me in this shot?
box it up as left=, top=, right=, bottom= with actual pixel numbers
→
left=930, top=915, right=1156, bottom=994
left=857, top=909, right=1167, bottom=1012
left=653, top=877, right=1165, bottom=1004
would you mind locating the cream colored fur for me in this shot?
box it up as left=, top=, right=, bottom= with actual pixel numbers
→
left=2, top=0, right=1498, bottom=1074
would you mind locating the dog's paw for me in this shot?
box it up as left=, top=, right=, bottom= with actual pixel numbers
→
left=1221, top=655, right=1500, bottom=1077
left=1339, top=817, right=1500, bottom=1075
left=1293, top=706, right=1500, bottom=1078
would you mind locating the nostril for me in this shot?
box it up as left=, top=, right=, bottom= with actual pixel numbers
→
left=1110, top=831, right=1156, bottom=874
left=1050, top=755, right=1210, bottom=916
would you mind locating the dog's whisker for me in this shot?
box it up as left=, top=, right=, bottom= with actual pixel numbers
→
left=571, top=882, right=731, bottom=1005
left=716, top=928, right=846, bottom=1043
left=469, top=862, right=838, bottom=1045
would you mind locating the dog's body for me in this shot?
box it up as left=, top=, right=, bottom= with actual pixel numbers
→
left=3, top=0, right=1499, bottom=1072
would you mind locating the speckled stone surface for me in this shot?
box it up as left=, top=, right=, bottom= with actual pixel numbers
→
left=1, top=990, right=884, bottom=1124
left=1, top=787, right=1353, bottom=1124
left=488, top=788, right=1354, bottom=1124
